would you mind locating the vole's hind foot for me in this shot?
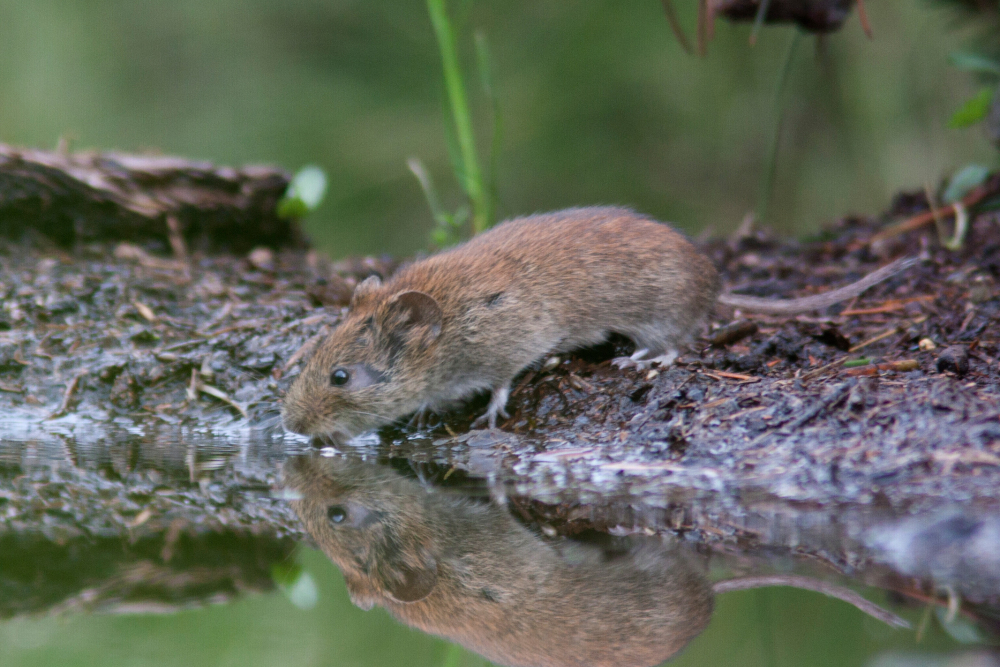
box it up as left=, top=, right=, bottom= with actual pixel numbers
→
left=611, top=348, right=649, bottom=370
left=612, top=348, right=678, bottom=371
left=470, top=384, right=511, bottom=429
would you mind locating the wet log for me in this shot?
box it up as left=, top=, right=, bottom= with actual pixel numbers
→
left=0, top=143, right=303, bottom=252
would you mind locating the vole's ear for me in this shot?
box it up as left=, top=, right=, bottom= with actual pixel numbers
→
left=378, top=552, right=438, bottom=603
left=384, top=291, right=443, bottom=344
left=350, top=275, right=383, bottom=308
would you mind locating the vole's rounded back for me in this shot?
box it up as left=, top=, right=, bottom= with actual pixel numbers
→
left=282, top=207, right=718, bottom=438
left=283, top=454, right=714, bottom=667
left=281, top=206, right=912, bottom=440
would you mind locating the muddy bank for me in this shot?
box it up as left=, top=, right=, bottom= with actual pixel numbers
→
left=1, top=150, right=999, bottom=508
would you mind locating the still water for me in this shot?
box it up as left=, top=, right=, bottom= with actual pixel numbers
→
left=0, top=421, right=995, bottom=667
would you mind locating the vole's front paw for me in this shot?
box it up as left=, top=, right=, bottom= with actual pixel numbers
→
left=407, top=406, right=437, bottom=430
left=612, top=348, right=678, bottom=371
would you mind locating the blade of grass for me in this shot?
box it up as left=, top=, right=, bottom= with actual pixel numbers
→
left=749, top=0, right=773, bottom=46
left=427, top=0, right=488, bottom=234
left=475, top=31, right=500, bottom=229
left=756, top=30, right=800, bottom=225
left=660, top=0, right=694, bottom=54
left=439, top=87, right=467, bottom=197
left=407, top=157, right=449, bottom=227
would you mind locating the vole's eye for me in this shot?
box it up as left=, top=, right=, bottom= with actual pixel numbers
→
left=330, top=368, right=351, bottom=386
left=327, top=505, right=348, bottom=524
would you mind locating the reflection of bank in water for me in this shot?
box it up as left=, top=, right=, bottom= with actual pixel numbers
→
left=0, top=530, right=296, bottom=617
left=284, top=453, right=714, bottom=667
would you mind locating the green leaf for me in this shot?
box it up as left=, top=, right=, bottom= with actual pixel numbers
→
left=948, top=87, right=994, bottom=129
left=277, top=165, right=328, bottom=218
left=408, top=157, right=449, bottom=225
left=935, top=606, right=985, bottom=644
left=271, top=561, right=302, bottom=588
left=271, top=562, right=319, bottom=610
left=949, top=51, right=1000, bottom=77
left=430, top=227, right=453, bottom=248
left=942, top=164, right=991, bottom=204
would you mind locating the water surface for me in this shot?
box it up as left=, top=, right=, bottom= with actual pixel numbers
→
left=0, top=424, right=995, bottom=666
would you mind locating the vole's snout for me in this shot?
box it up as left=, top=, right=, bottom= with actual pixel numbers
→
left=280, top=397, right=317, bottom=436
left=281, top=411, right=309, bottom=435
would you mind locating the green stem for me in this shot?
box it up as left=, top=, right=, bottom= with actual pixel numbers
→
left=427, top=0, right=487, bottom=234
left=757, top=30, right=800, bottom=226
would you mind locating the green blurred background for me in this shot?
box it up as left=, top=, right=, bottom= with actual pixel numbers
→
left=0, top=548, right=962, bottom=667
left=0, top=1, right=995, bottom=257
left=0, top=4, right=990, bottom=663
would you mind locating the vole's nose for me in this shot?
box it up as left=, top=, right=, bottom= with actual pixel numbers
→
left=281, top=406, right=313, bottom=436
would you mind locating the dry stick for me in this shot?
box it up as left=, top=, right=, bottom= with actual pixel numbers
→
left=47, top=371, right=86, bottom=419
left=840, top=295, right=934, bottom=317
left=713, top=575, right=910, bottom=629
left=848, top=326, right=902, bottom=353
left=166, top=215, right=188, bottom=261
left=856, top=0, right=873, bottom=39
left=784, top=380, right=853, bottom=431
left=186, top=368, right=247, bottom=419
left=197, top=383, right=248, bottom=420
left=660, top=0, right=693, bottom=54
left=868, top=183, right=992, bottom=246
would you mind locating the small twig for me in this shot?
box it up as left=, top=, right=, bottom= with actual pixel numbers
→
left=114, top=242, right=187, bottom=272
left=844, top=359, right=919, bottom=376
left=696, top=0, right=708, bottom=56
left=849, top=327, right=900, bottom=353
left=942, top=202, right=969, bottom=251
left=162, top=338, right=206, bottom=352
left=703, top=370, right=760, bottom=382
left=191, top=376, right=248, bottom=420
left=723, top=405, right=767, bottom=421
left=784, top=380, right=854, bottom=431
left=660, top=0, right=693, bottom=54
left=47, top=371, right=86, bottom=419
left=868, top=183, right=992, bottom=245
left=133, top=300, right=157, bottom=322
left=856, top=0, right=873, bottom=39
left=840, top=295, right=934, bottom=316
left=166, top=215, right=188, bottom=261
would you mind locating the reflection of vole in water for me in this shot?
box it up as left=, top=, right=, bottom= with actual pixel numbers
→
left=281, top=207, right=912, bottom=440
left=283, top=454, right=714, bottom=667
left=284, top=455, right=908, bottom=667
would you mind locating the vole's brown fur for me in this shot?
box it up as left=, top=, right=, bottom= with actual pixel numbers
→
left=283, top=454, right=714, bottom=667
left=282, top=207, right=910, bottom=439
